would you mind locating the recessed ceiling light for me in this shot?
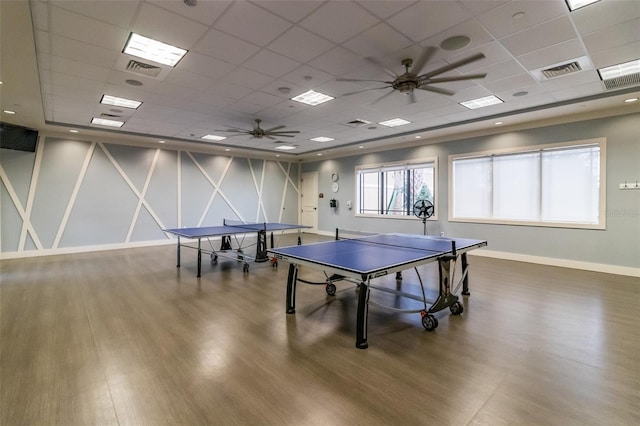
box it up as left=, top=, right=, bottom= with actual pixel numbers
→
left=201, top=134, right=226, bottom=141
left=358, top=146, right=364, bottom=149
left=513, top=91, right=528, bottom=97
left=415, top=135, right=422, bottom=139
left=495, top=121, right=504, bottom=125
left=100, top=95, right=142, bottom=109
left=598, top=59, right=640, bottom=80
left=158, top=140, right=165, bottom=143
left=3, top=110, right=16, bottom=115
left=317, top=153, right=322, bottom=156
left=512, top=11, right=525, bottom=19
left=566, top=0, right=600, bottom=11
left=126, top=79, right=143, bottom=87
left=291, top=90, right=334, bottom=106
left=123, top=33, right=187, bottom=67
left=224, top=148, right=230, bottom=151
left=624, top=97, right=639, bottom=103
left=310, top=136, right=334, bottom=142
left=91, top=117, right=124, bottom=127
left=460, top=95, right=504, bottom=109
left=378, top=118, right=411, bottom=127
left=69, top=129, right=79, bottom=133
left=275, top=145, right=296, bottom=150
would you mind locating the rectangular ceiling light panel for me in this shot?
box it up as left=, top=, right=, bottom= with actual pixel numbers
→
left=91, top=117, right=124, bottom=127
left=100, top=95, right=142, bottom=109
left=460, top=95, right=504, bottom=110
left=566, top=0, right=601, bottom=11
left=378, top=118, right=411, bottom=127
left=123, top=33, right=187, bottom=67
left=598, top=59, right=640, bottom=80
left=291, top=90, right=334, bottom=106
left=310, top=136, right=334, bottom=142
left=201, top=134, right=227, bottom=141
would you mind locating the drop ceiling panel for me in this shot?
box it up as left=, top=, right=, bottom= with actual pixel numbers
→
left=214, top=1, right=292, bottom=47
left=241, top=50, right=302, bottom=78
left=299, top=2, right=379, bottom=44
left=581, top=18, right=640, bottom=53
left=193, top=29, right=262, bottom=64
left=342, top=22, right=413, bottom=58
left=177, top=51, right=236, bottom=80
left=500, top=16, right=577, bottom=57
left=51, top=0, right=140, bottom=28
left=268, top=26, right=335, bottom=63
left=49, top=35, right=119, bottom=68
left=476, top=0, right=569, bottom=39
left=147, top=0, right=231, bottom=26
left=132, top=2, right=209, bottom=48
left=50, top=6, right=127, bottom=50
left=388, top=1, right=472, bottom=43
left=256, top=1, right=324, bottom=23
left=516, top=38, right=587, bottom=71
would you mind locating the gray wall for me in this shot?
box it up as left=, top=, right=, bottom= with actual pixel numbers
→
left=1, top=136, right=299, bottom=255
left=303, top=113, right=640, bottom=269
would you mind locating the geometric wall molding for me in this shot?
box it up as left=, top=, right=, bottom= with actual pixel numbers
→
left=1, top=137, right=299, bottom=257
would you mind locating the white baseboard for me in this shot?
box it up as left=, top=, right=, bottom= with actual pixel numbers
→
left=470, top=249, right=639, bottom=277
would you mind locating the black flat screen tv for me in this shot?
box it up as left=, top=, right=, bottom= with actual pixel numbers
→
left=0, top=122, right=39, bottom=152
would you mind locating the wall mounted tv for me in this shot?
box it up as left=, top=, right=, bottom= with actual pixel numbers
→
left=0, top=122, right=39, bottom=152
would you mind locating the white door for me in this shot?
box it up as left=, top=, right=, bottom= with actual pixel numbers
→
left=301, top=172, right=318, bottom=232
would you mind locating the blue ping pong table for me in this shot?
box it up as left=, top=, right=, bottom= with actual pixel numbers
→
left=164, top=220, right=309, bottom=277
left=268, top=232, right=487, bottom=349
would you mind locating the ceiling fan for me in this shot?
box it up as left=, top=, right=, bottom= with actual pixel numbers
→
left=337, top=47, right=487, bottom=103
left=214, top=119, right=300, bottom=139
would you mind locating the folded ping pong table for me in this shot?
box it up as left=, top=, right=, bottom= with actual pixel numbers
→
left=268, top=232, right=487, bottom=349
left=164, top=220, right=309, bottom=277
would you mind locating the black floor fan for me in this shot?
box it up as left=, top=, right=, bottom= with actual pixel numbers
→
left=413, top=200, right=434, bottom=235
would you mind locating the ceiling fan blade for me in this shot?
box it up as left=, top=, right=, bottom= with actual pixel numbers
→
left=424, top=73, right=487, bottom=83
left=265, top=125, right=285, bottom=132
left=365, top=57, right=398, bottom=79
left=271, top=133, right=296, bottom=137
left=265, top=135, right=276, bottom=140
left=416, top=85, right=454, bottom=96
left=270, top=130, right=300, bottom=134
left=336, top=77, right=391, bottom=84
left=411, top=46, right=437, bottom=75
left=370, top=89, right=397, bottom=105
left=213, top=128, right=248, bottom=133
left=420, top=53, right=486, bottom=79
left=342, top=85, right=393, bottom=96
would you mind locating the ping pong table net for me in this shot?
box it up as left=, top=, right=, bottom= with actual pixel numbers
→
left=223, top=219, right=268, bottom=231
left=334, top=228, right=458, bottom=256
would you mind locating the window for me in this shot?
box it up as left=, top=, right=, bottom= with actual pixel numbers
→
left=450, top=139, right=605, bottom=228
left=357, top=159, right=437, bottom=217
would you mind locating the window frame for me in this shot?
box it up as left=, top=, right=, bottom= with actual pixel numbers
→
left=355, top=157, right=438, bottom=220
left=448, top=138, right=606, bottom=229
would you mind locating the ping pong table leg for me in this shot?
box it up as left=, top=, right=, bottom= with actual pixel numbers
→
left=461, top=253, right=470, bottom=295
left=176, top=236, right=181, bottom=268
left=197, top=238, right=202, bottom=278
left=355, top=281, right=370, bottom=349
left=286, top=264, right=298, bottom=314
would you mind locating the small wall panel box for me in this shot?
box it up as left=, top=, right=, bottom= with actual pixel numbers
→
left=619, top=182, right=640, bottom=190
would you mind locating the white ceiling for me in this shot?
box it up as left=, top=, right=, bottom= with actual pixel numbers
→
left=2, top=0, right=639, bottom=159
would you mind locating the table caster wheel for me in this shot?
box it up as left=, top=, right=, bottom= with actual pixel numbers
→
left=211, top=254, right=218, bottom=262
left=326, top=282, right=337, bottom=296
left=243, top=264, right=249, bottom=273
left=421, top=313, right=438, bottom=331
left=449, top=301, right=464, bottom=315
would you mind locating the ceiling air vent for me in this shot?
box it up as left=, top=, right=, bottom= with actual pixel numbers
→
left=530, top=56, right=592, bottom=82
left=601, top=73, right=640, bottom=90
left=541, top=61, right=582, bottom=79
left=125, top=59, right=162, bottom=78
left=342, top=119, right=372, bottom=128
